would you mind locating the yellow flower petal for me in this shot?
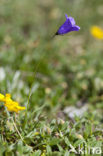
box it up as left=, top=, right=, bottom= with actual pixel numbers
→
left=5, top=94, right=11, bottom=98
left=4, top=95, right=13, bottom=103
left=6, top=106, right=19, bottom=113
left=16, top=105, right=26, bottom=110
left=0, top=93, right=5, bottom=102
left=6, top=104, right=25, bottom=113
left=5, top=102, right=25, bottom=113
left=90, top=26, right=103, bottom=39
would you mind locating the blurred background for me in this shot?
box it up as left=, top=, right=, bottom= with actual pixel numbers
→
left=0, top=0, right=103, bottom=119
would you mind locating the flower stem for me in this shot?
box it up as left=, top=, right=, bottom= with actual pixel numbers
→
left=12, top=116, right=24, bottom=142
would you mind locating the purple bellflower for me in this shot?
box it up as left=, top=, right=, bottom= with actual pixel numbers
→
left=55, top=14, right=80, bottom=35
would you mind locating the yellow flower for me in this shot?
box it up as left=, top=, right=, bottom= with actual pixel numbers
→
left=0, top=93, right=25, bottom=113
left=0, top=93, right=5, bottom=102
left=90, top=26, right=103, bottom=39
left=4, top=94, right=13, bottom=103
left=5, top=100, right=25, bottom=113
left=5, top=104, right=25, bottom=113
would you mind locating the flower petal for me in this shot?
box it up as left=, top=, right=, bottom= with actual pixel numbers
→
left=0, top=93, right=5, bottom=102
left=65, top=14, right=68, bottom=19
left=58, top=18, right=72, bottom=34
left=68, top=17, right=75, bottom=26
left=71, top=25, right=80, bottom=31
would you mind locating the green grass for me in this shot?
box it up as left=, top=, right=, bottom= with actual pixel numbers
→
left=0, top=0, right=103, bottom=155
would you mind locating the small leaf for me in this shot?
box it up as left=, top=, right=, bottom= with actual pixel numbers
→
left=64, top=150, right=70, bottom=156
left=64, top=137, right=71, bottom=146
left=46, top=145, right=52, bottom=154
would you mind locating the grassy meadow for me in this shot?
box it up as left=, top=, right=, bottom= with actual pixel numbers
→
left=0, top=0, right=103, bottom=155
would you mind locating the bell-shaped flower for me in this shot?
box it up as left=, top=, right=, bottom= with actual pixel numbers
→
left=56, top=14, right=80, bottom=35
